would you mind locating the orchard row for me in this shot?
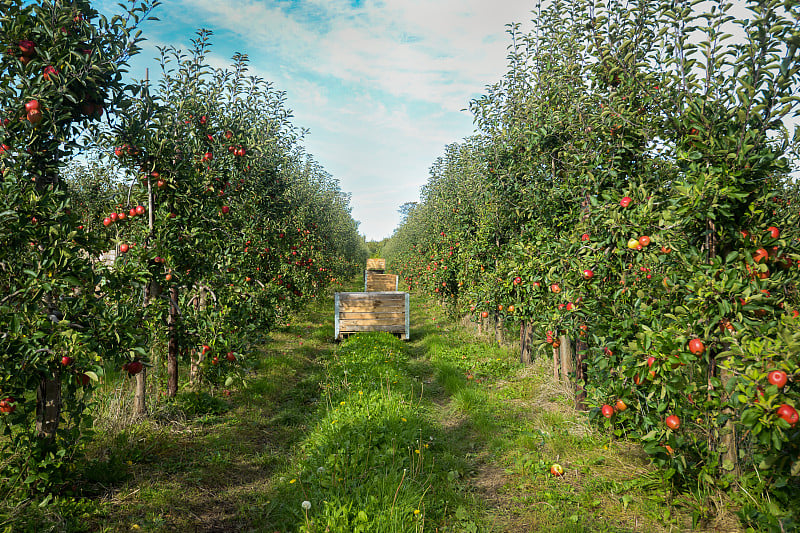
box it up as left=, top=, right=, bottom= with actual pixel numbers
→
left=385, top=1, right=800, bottom=527
left=0, top=1, right=367, bottom=497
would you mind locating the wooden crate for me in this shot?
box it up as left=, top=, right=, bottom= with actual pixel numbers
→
left=334, top=292, right=410, bottom=341
left=364, top=271, right=399, bottom=292
left=365, top=258, right=386, bottom=272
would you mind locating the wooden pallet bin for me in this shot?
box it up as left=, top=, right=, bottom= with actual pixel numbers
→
left=334, top=291, right=410, bottom=341
left=364, top=271, right=399, bottom=292
left=365, top=258, right=386, bottom=272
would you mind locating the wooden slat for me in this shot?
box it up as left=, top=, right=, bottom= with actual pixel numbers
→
left=339, top=324, right=406, bottom=333
left=340, top=318, right=404, bottom=327
left=337, top=304, right=405, bottom=314
left=339, top=312, right=406, bottom=320
left=338, top=292, right=404, bottom=299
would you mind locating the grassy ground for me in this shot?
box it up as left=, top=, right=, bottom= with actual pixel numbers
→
left=1, top=282, right=743, bottom=532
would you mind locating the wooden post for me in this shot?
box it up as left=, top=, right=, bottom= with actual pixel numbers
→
left=553, top=345, right=560, bottom=381
left=135, top=147, right=155, bottom=416
left=559, top=335, right=573, bottom=385
left=167, top=286, right=179, bottom=397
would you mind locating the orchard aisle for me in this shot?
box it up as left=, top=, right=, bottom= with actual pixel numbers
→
left=70, top=282, right=735, bottom=532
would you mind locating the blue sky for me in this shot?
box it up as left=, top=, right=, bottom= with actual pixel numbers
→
left=98, top=0, right=538, bottom=241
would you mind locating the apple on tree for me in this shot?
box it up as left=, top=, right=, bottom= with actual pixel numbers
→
left=0, top=397, right=16, bottom=414
left=777, top=404, right=798, bottom=427
left=665, top=415, right=680, bottom=430
left=768, top=370, right=788, bottom=388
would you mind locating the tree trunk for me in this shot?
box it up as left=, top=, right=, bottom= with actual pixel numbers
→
left=167, top=286, right=179, bottom=397
left=520, top=320, right=532, bottom=365
left=36, top=373, right=61, bottom=439
left=189, top=348, right=202, bottom=384
left=575, top=338, right=589, bottom=411
left=719, top=361, right=739, bottom=474
left=133, top=368, right=147, bottom=415
left=494, top=316, right=504, bottom=344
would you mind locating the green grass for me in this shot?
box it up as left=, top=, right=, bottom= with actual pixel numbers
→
left=0, top=282, right=746, bottom=532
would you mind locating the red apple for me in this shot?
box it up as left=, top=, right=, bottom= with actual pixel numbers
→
left=43, top=65, right=58, bottom=81
left=129, top=208, right=137, bottom=217
left=126, top=360, right=143, bottom=376
left=102, top=217, right=112, bottom=227
left=109, top=212, right=119, bottom=222
left=581, top=233, right=590, bottom=241
left=221, top=205, right=230, bottom=214
left=26, top=108, right=42, bottom=124
left=620, top=196, right=632, bottom=208
left=615, top=399, right=627, bottom=412
left=688, top=338, right=705, bottom=355
left=226, top=351, right=236, bottom=362
left=550, top=463, right=564, bottom=476
left=582, top=269, right=594, bottom=280
left=18, top=40, right=35, bottom=56
left=638, top=235, right=651, bottom=247
left=665, top=415, right=680, bottom=430
left=0, top=397, right=16, bottom=414
left=768, top=370, right=788, bottom=388
left=513, top=276, right=522, bottom=285
left=601, top=404, right=614, bottom=418
left=753, top=248, right=768, bottom=263
left=767, top=226, right=780, bottom=239
left=202, top=344, right=211, bottom=355
left=202, top=151, right=213, bottom=161
left=119, top=243, right=129, bottom=253
left=135, top=205, right=145, bottom=215
left=480, top=311, right=489, bottom=319
left=550, top=283, right=561, bottom=293
left=25, top=99, right=40, bottom=112
left=61, top=355, right=73, bottom=366
left=777, top=404, right=798, bottom=427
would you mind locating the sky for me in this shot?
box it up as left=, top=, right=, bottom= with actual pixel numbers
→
left=96, top=0, right=539, bottom=241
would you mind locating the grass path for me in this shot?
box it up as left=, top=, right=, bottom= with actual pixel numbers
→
left=8, top=282, right=741, bottom=531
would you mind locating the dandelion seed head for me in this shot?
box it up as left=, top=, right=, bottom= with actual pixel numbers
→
left=301, top=500, right=311, bottom=510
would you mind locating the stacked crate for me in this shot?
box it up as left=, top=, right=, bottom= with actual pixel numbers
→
left=334, top=259, right=409, bottom=341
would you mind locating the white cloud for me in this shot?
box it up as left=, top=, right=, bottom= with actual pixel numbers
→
left=176, top=0, right=534, bottom=111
